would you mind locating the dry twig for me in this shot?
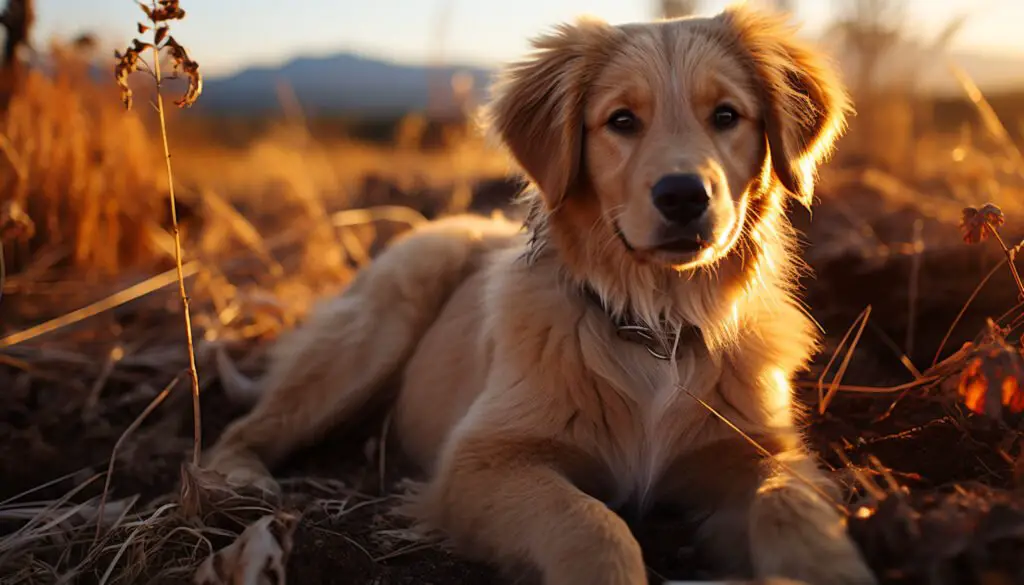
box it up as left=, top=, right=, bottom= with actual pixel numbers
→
left=819, top=306, right=873, bottom=414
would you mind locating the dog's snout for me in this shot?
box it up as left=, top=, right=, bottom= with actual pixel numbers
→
left=651, top=174, right=709, bottom=225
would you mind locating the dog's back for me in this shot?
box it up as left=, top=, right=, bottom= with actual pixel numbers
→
left=203, top=214, right=522, bottom=488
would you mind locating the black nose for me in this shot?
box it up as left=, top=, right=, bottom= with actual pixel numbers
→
left=651, top=173, right=710, bottom=225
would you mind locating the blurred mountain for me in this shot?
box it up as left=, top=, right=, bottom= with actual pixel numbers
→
left=197, top=52, right=493, bottom=116
left=193, top=44, right=1024, bottom=117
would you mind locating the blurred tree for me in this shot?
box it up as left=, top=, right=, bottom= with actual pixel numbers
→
left=658, top=0, right=698, bottom=19
left=829, top=0, right=907, bottom=93
left=825, top=0, right=973, bottom=173
left=0, top=0, right=33, bottom=110
left=427, top=0, right=456, bottom=119
left=825, top=0, right=914, bottom=170
left=773, top=0, right=795, bottom=13
left=0, top=0, right=33, bottom=70
left=657, top=0, right=795, bottom=20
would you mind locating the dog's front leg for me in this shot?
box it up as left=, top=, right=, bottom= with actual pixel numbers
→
left=746, top=448, right=876, bottom=585
left=411, top=437, right=647, bottom=585
left=663, top=437, right=875, bottom=585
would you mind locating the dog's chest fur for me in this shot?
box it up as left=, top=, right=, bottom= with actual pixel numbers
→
left=578, top=322, right=723, bottom=513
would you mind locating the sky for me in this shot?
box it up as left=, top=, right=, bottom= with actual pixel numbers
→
left=35, top=0, right=1024, bottom=78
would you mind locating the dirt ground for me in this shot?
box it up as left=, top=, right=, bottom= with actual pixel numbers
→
left=2, top=174, right=1024, bottom=585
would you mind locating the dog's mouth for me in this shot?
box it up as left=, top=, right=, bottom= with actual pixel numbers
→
left=610, top=194, right=751, bottom=270
left=612, top=222, right=711, bottom=256
left=612, top=222, right=637, bottom=252
left=653, top=234, right=708, bottom=253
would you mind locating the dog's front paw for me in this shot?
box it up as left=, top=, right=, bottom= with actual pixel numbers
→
left=750, top=482, right=876, bottom=585
left=202, top=448, right=281, bottom=495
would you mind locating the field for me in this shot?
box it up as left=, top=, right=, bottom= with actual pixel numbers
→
left=3, top=6, right=1024, bottom=585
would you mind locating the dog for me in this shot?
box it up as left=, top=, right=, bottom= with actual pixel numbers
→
left=204, top=6, right=875, bottom=585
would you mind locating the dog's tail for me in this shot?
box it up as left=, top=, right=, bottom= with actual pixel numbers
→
left=207, top=215, right=521, bottom=474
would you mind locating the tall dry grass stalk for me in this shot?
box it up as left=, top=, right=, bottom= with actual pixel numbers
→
left=115, top=0, right=204, bottom=465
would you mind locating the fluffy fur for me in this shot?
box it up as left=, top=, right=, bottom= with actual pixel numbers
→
left=204, top=6, right=874, bottom=585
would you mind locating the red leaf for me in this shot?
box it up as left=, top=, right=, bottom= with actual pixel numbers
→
left=960, top=203, right=1005, bottom=244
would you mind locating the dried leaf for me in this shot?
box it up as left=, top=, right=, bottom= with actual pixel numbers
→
left=114, top=44, right=144, bottom=110
left=131, top=38, right=154, bottom=53
left=960, top=203, right=1005, bottom=244
left=154, top=26, right=169, bottom=46
left=137, top=22, right=150, bottom=34
left=194, top=512, right=299, bottom=585
left=957, top=324, right=1024, bottom=419
left=164, top=36, right=203, bottom=107
left=960, top=357, right=994, bottom=417
left=145, top=0, right=186, bottom=22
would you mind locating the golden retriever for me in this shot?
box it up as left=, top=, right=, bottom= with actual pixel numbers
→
left=204, top=5, right=875, bottom=585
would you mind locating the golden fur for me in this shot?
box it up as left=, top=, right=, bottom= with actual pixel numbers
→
left=204, top=6, right=874, bottom=585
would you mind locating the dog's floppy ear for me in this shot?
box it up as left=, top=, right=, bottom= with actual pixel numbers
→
left=719, top=7, right=853, bottom=207
left=486, top=18, right=617, bottom=209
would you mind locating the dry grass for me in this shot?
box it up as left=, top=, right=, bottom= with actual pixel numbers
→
left=0, top=47, right=164, bottom=277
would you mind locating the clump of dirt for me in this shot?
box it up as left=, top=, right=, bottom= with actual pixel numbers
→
left=848, top=485, right=1024, bottom=585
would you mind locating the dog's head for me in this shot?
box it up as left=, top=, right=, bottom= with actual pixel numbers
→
left=488, top=6, right=851, bottom=272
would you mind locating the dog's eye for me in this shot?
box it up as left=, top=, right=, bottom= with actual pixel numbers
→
left=607, top=109, right=640, bottom=135
left=711, top=104, right=740, bottom=131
